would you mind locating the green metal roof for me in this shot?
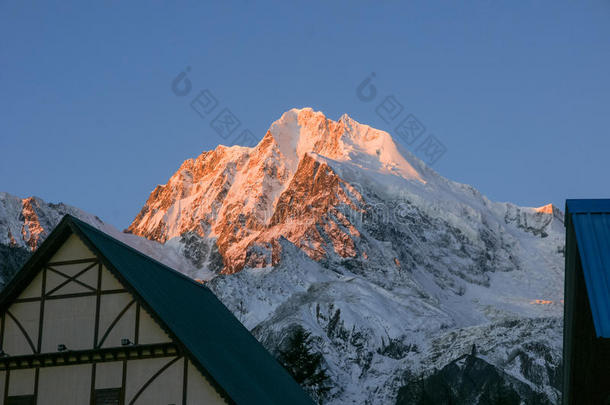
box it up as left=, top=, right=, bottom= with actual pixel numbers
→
left=0, top=215, right=314, bottom=405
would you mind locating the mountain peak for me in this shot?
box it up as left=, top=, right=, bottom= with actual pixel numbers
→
left=128, top=108, right=435, bottom=267
left=535, top=203, right=564, bottom=221
left=267, top=107, right=335, bottom=171
left=535, top=204, right=555, bottom=214
left=266, top=108, right=425, bottom=183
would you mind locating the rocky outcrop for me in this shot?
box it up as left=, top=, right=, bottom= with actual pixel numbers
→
left=0, top=193, right=98, bottom=285
left=0, top=244, right=30, bottom=288
left=127, top=109, right=399, bottom=274
left=1, top=108, right=566, bottom=404
left=396, top=354, right=553, bottom=405
left=126, top=108, right=565, bottom=404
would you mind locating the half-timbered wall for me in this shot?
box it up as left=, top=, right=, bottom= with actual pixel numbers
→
left=0, top=234, right=227, bottom=404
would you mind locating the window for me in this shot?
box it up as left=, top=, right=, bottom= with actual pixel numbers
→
left=6, top=396, right=35, bottom=405
left=94, top=388, right=121, bottom=405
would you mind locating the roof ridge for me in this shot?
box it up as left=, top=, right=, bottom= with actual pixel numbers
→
left=66, top=215, right=209, bottom=290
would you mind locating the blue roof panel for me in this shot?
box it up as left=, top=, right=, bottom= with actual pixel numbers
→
left=567, top=199, right=610, bottom=338
left=566, top=199, right=610, bottom=214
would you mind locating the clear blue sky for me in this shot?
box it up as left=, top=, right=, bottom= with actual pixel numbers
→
left=1, top=1, right=609, bottom=229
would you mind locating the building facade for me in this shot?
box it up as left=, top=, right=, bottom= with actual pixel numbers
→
left=0, top=216, right=313, bottom=405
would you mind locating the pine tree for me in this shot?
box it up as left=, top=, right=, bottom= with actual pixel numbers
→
left=278, top=328, right=331, bottom=403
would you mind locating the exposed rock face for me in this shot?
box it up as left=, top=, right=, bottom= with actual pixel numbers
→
left=0, top=243, right=30, bottom=288
left=0, top=193, right=209, bottom=287
left=396, top=354, right=553, bottom=405
left=128, top=108, right=417, bottom=274
left=0, top=193, right=98, bottom=286
left=0, top=193, right=93, bottom=252
left=127, top=108, right=565, bottom=404
left=1, top=108, right=566, bottom=404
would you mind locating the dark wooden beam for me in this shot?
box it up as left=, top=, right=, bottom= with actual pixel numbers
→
left=96, top=299, right=135, bottom=349
left=128, top=356, right=182, bottom=405
left=36, top=268, right=46, bottom=353
left=93, top=263, right=102, bottom=348
left=33, top=367, right=39, bottom=403
left=46, top=258, right=98, bottom=267
left=46, top=263, right=98, bottom=296
left=3, top=369, right=9, bottom=403
left=0, top=343, right=180, bottom=371
left=13, top=289, right=127, bottom=304
left=121, top=359, right=127, bottom=405
left=6, top=310, right=37, bottom=354
left=89, top=363, right=97, bottom=405
left=134, top=303, right=140, bottom=345
left=182, top=358, right=188, bottom=405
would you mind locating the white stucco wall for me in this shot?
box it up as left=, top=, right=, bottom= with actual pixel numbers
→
left=48, top=234, right=96, bottom=263
left=7, top=369, right=35, bottom=397
left=94, top=361, right=122, bottom=390
left=98, top=292, right=135, bottom=348
left=126, top=357, right=183, bottom=405
left=187, top=360, right=227, bottom=405
left=1, top=233, right=229, bottom=405
left=38, top=364, right=91, bottom=405
left=3, top=301, right=39, bottom=356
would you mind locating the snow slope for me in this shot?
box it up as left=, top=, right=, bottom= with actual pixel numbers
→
left=0, top=192, right=207, bottom=285
left=0, top=108, right=567, bottom=404
left=128, top=108, right=565, bottom=403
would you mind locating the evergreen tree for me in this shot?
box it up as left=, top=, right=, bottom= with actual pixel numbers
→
left=278, top=328, right=331, bottom=403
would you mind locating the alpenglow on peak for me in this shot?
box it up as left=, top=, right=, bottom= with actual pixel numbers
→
left=267, top=107, right=425, bottom=182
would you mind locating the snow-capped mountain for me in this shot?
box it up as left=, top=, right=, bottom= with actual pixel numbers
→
left=0, top=193, right=94, bottom=286
left=0, top=193, right=93, bottom=252
left=0, top=108, right=566, bottom=404
left=127, top=108, right=566, bottom=404
left=0, top=192, right=205, bottom=287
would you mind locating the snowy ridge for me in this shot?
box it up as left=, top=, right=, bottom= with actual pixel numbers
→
left=269, top=108, right=425, bottom=182
left=126, top=108, right=565, bottom=403
left=0, top=192, right=205, bottom=284
left=1, top=108, right=566, bottom=404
